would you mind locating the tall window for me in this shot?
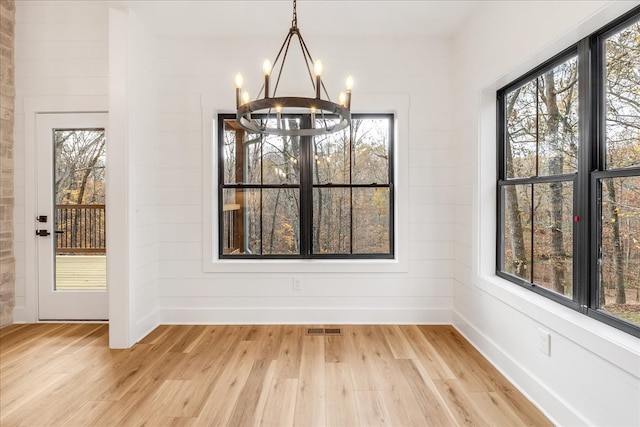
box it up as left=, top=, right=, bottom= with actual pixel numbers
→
left=498, top=7, right=640, bottom=337
left=218, top=113, right=394, bottom=259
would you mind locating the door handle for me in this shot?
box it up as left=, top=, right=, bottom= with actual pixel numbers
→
left=36, top=230, right=51, bottom=237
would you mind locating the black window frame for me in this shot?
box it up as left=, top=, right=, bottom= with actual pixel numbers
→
left=497, top=5, right=640, bottom=338
left=217, top=112, right=395, bottom=260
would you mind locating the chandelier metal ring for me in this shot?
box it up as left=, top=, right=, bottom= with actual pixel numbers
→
left=237, top=97, right=351, bottom=137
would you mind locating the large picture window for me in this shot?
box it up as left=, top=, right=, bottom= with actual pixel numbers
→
left=218, top=113, right=394, bottom=259
left=498, top=7, right=640, bottom=337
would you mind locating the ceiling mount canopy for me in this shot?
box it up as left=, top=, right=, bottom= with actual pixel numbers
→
left=234, top=0, right=352, bottom=137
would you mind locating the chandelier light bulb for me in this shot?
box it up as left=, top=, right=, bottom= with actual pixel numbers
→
left=263, top=59, right=272, bottom=76
left=314, top=60, right=323, bottom=98
left=275, top=104, right=282, bottom=129
left=310, top=106, right=316, bottom=128
left=314, top=60, right=323, bottom=77
left=235, top=73, right=244, bottom=108
left=345, top=75, right=354, bottom=92
left=242, top=91, right=250, bottom=104
left=339, top=92, right=347, bottom=107
left=263, top=59, right=272, bottom=98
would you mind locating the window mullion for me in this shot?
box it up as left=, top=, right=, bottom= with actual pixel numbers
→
left=260, top=134, right=264, bottom=255
left=529, top=183, right=535, bottom=283
left=496, top=93, right=507, bottom=273
left=300, top=115, right=312, bottom=257
left=589, top=30, right=608, bottom=313
left=575, top=38, right=592, bottom=312
left=349, top=124, right=354, bottom=255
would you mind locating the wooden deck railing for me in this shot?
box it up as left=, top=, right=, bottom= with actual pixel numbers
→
left=56, top=204, right=106, bottom=254
left=223, top=203, right=240, bottom=254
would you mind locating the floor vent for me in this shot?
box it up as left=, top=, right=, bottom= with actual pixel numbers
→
left=306, top=328, right=342, bottom=336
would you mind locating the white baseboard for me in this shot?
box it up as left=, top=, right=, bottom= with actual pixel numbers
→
left=452, top=309, right=587, bottom=427
left=159, top=307, right=451, bottom=325
left=12, top=304, right=30, bottom=323
left=134, top=310, right=160, bottom=343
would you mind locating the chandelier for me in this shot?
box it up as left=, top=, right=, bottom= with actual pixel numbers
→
left=234, top=0, right=352, bottom=137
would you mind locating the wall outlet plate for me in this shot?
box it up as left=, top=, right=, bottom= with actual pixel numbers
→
left=538, top=328, right=551, bottom=356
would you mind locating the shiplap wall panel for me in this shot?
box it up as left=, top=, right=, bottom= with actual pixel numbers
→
left=159, top=277, right=453, bottom=297
left=127, top=10, right=161, bottom=341
left=154, top=33, right=455, bottom=323
left=12, top=1, right=109, bottom=322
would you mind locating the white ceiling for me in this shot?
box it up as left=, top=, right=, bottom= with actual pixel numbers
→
left=124, top=0, right=480, bottom=38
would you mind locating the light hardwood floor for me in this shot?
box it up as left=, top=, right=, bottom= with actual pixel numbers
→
left=0, top=324, right=552, bottom=426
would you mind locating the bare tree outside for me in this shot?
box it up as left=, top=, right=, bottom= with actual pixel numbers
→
left=600, top=20, right=640, bottom=323
left=503, top=56, right=578, bottom=298
left=221, top=116, right=391, bottom=256
left=54, top=129, right=106, bottom=254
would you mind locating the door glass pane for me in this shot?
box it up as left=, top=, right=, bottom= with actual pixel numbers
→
left=54, top=129, right=106, bottom=291
left=599, top=177, right=640, bottom=327
left=605, top=19, right=640, bottom=170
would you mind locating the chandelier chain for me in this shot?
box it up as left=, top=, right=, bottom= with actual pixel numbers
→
left=292, top=0, right=298, bottom=28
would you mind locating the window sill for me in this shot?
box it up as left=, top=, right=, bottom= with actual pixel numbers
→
left=475, top=273, right=640, bottom=377
left=203, top=257, right=407, bottom=274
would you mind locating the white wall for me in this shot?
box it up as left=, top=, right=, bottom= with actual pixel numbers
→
left=155, top=34, right=456, bottom=324
left=13, top=1, right=456, bottom=334
left=127, top=9, right=160, bottom=345
left=108, top=6, right=160, bottom=347
left=14, top=2, right=159, bottom=347
left=13, top=0, right=109, bottom=321
left=453, top=1, right=640, bottom=425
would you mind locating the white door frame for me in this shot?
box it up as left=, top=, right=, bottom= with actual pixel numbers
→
left=19, top=96, right=130, bottom=347
left=36, top=113, right=109, bottom=320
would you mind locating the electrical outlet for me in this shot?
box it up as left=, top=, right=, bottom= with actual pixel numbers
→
left=293, top=277, right=302, bottom=291
left=538, top=329, right=551, bottom=356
